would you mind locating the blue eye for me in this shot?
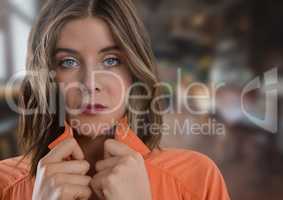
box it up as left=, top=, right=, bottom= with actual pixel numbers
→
left=103, top=57, right=121, bottom=68
left=58, top=58, right=79, bottom=68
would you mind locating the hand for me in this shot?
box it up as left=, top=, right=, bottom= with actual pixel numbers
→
left=90, top=139, right=152, bottom=200
left=32, top=138, right=92, bottom=200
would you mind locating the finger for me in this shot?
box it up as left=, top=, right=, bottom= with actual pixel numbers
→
left=48, top=173, right=91, bottom=186
left=104, top=150, right=111, bottom=160
left=45, top=160, right=90, bottom=176
left=90, top=168, right=112, bottom=198
left=104, top=139, right=135, bottom=157
left=92, top=188, right=104, bottom=200
left=95, top=157, right=120, bottom=172
left=45, top=138, right=84, bottom=163
left=57, top=184, right=91, bottom=200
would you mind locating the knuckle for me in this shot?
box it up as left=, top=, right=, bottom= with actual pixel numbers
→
left=123, top=155, right=135, bottom=164
left=41, top=165, right=51, bottom=177
left=38, top=158, right=47, bottom=168
left=95, top=161, right=102, bottom=171
left=134, top=152, right=143, bottom=160
left=102, top=188, right=108, bottom=197
left=85, top=187, right=92, bottom=197
left=104, top=139, right=113, bottom=149
left=57, top=183, right=68, bottom=195
left=95, top=161, right=101, bottom=171
left=112, top=165, right=123, bottom=174
left=81, top=160, right=90, bottom=173
left=90, top=178, right=96, bottom=188
left=83, top=160, right=90, bottom=169
left=85, top=176, right=92, bottom=184
left=49, top=174, right=62, bottom=187
left=104, top=174, right=115, bottom=186
left=67, top=138, right=77, bottom=146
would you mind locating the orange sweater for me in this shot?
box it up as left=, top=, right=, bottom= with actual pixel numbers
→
left=0, top=116, right=231, bottom=200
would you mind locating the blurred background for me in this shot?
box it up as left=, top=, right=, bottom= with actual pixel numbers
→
left=0, top=0, right=283, bottom=199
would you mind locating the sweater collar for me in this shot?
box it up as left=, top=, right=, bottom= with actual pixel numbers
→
left=114, top=116, right=151, bottom=156
left=48, top=115, right=151, bottom=157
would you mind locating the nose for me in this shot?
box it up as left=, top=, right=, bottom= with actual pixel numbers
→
left=81, top=68, right=102, bottom=95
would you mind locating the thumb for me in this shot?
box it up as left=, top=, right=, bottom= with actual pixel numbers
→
left=104, top=147, right=111, bottom=159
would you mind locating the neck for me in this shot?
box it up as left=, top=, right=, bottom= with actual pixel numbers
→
left=73, top=127, right=115, bottom=177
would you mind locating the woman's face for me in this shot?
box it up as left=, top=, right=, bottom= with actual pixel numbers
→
left=54, top=17, right=133, bottom=138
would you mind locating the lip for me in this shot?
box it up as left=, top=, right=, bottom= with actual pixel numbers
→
left=82, top=103, right=108, bottom=114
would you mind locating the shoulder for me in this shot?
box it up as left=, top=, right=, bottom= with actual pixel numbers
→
left=145, top=148, right=230, bottom=200
left=0, top=155, right=32, bottom=195
left=145, top=148, right=219, bottom=179
left=146, top=147, right=218, bottom=169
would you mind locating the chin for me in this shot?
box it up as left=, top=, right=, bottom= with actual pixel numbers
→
left=69, top=118, right=115, bottom=138
left=67, top=110, right=125, bottom=134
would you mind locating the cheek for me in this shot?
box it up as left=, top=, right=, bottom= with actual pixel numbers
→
left=107, top=69, right=132, bottom=107
left=57, top=81, right=82, bottom=108
left=107, top=78, right=128, bottom=106
left=60, top=84, right=82, bottom=108
left=56, top=70, right=84, bottom=108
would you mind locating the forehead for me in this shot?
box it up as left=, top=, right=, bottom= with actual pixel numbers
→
left=57, top=17, right=116, bottom=51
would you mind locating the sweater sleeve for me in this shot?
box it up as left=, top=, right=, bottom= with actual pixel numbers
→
left=0, top=156, right=34, bottom=200
left=181, top=151, right=231, bottom=200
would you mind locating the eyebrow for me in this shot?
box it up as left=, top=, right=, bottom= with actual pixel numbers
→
left=54, top=45, right=121, bottom=55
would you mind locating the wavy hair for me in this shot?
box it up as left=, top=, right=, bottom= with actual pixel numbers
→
left=17, top=0, right=165, bottom=176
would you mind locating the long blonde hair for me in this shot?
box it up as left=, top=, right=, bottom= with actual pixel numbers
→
left=18, top=0, right=164, bottom=176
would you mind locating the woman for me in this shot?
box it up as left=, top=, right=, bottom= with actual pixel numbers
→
left=0, top=0, right=230, bottom=199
